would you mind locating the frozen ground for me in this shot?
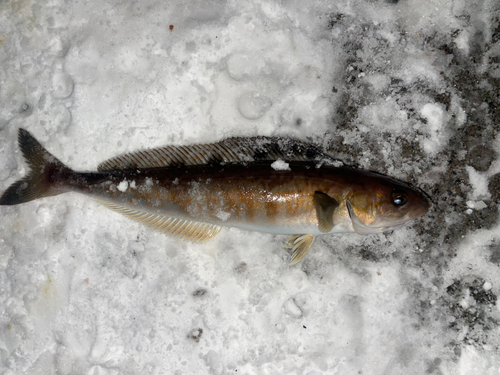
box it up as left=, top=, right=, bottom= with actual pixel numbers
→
left=1, top=0, right=500, bottom=374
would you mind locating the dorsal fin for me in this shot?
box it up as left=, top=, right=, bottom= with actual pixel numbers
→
left=98, top=136, right=336, bottom=171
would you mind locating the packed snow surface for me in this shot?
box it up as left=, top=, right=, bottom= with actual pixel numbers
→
left=1, top=0, right=500, bottom=374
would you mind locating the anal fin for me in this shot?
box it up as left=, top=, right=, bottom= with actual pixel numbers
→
left=285, top=234, right=315, bottom=265
left=97, top=200, right=221, bottom=242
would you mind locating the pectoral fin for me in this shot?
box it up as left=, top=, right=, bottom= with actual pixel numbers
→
left=313, top=191, right=339, bottom=233
left=285, top=234, right=315, bottom=265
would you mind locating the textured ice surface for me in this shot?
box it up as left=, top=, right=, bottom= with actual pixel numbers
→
left=1, top=0, right=500, bottom=374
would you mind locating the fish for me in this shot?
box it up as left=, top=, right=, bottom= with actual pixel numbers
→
left=0, top=129, right=430, bottom=264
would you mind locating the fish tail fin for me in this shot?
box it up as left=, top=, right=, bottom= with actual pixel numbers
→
left=0, top=129, right=71, bottom=205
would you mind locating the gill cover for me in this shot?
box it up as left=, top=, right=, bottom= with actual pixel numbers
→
left=346, top=201, right=382, bottom=235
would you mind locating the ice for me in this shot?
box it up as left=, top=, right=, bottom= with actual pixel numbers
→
left=1, top=0, right=500, bottom=374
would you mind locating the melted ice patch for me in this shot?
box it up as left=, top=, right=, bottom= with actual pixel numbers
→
left=237, top=91, right=272, bottom=120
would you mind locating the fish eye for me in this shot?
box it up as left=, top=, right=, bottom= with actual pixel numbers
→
left=392, top=190, right=408, bottom=206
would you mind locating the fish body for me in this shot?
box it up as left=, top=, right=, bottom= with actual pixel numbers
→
left=0, top=129, right=430, bottom=264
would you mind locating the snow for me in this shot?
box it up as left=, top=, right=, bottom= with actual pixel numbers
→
left=1, top=0, right=500, bottom=374
left=466, top=166, right=490, bottom=200
left=271, top=159, right=291, bottom=171
left=117, top=180, right=129, bottom=192
left=216, top=211, right=231, bottom=222
left=466, top=200, right=487, bottom=210
left=420, top=103, right=448, bottom=156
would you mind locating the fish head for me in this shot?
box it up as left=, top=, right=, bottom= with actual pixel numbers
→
left=345, top=174, right=430, bottom=235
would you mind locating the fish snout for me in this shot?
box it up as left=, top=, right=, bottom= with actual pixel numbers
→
left=410, top=193, right=431, bottom=219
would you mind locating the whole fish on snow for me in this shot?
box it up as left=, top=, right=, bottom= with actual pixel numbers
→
left=0, top=129, right=430, bottom=264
